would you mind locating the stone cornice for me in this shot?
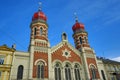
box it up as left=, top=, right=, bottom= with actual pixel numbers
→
left=30, top=19, right=48, bottom=28
left=0, top=45, right=15, bottom=52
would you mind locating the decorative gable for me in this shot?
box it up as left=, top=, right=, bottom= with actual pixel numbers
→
left=51, top=42, right=82, bottom=63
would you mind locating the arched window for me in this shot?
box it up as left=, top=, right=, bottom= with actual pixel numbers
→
left=74, top=64, right=81, bottom=80
left=17, top=65, right=24, bottom=80
left=40, top=27, right=43, bottom=35
left=0, top=58, right=4, bottom=64
left=65, top=63, right=71, bottom=80
left=37, top=62, right=44, bottom=79
left=79, top=37, right=82, bottom=44
left=34, top=28, right=37, bottom=35
left=84, top=37, right=87, bottom=43
left=101, top=70, right=106, bottom=80
left=54, top=63, right=61, bottom=80
left=62, top=33, right=67, bottom=40
left=90, top=65, right=96, bottom=79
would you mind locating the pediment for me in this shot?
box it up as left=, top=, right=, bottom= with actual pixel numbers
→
left=51, top=41, right=80, bottom=56
left=51, top=41, right=82, bottom=63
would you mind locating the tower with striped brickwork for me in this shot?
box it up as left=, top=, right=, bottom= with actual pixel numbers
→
left=72, top=17, right=100, bottom=80
left=29, top=6, right=49, bottom=79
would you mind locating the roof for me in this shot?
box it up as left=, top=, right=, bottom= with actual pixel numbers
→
left=97, top=57, right=120, bottom=64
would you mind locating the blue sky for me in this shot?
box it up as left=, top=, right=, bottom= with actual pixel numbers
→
left=0, top=0, right=120, bottom=61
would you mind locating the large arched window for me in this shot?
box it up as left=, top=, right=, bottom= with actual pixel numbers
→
left=79, top=37, right=82, bottom=44
left=90, top=65, right=96, bottom=79
left=65, top=63, right=71, bottom=80
left=74, top=64, right=81, bottom=80
left=101, top=70, right=106, bottom=80
left=34, top=28, right=37, bottom=35
left=17, top=65, right=24, bottom=80
left=54, top=63, right=61, bottom=80
left=37, top=62, right=44, bottom=79
left=40, top=27, right=43, bottom=35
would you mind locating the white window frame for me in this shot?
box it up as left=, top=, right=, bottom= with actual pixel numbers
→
left=79, top=37, right=82, bottom=44
left=90, top=65, right=97, bottom=79
left=0, top=56, right=4, bottom=65
left=54, top=63, right=62, bottom=80
left=37, top=62, right=44, bottom=79
left=40, top=27, right=43, bottom=35
left=34, top=27, right=37, bottom=36
left=74, top=64, right=81, bottom=80
left=65, top=64, right=72, bottom=80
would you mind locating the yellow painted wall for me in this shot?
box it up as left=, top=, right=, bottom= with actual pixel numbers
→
left=0, top=45, right=15, bottom=80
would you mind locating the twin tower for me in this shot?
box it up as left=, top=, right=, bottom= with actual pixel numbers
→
left=28, top=6, right=100, bottom=80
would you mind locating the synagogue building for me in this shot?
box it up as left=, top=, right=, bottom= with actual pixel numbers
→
left=0, top=4, right=120, bottom=80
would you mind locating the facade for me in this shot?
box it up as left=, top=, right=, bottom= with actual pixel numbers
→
left=0, top=45, right=15, bottom=80
left=0, top=5, right=120, bottom=80
left=97, top=57, right=120, bottom=80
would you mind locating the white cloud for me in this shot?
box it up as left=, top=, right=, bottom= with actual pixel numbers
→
left=112, top=57, right=120, bottom=62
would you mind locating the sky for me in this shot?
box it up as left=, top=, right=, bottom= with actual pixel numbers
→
left=0, top=0, right=120, bottom=61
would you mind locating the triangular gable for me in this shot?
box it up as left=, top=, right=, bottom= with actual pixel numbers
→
left=51, top=41, right=81, bottom=56
left=51, top=41, right=82, bottom=63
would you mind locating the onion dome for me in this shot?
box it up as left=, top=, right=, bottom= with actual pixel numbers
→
left=32, top=11, right=47, bottom=21
left=72, top=21, right=84, bottom=31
